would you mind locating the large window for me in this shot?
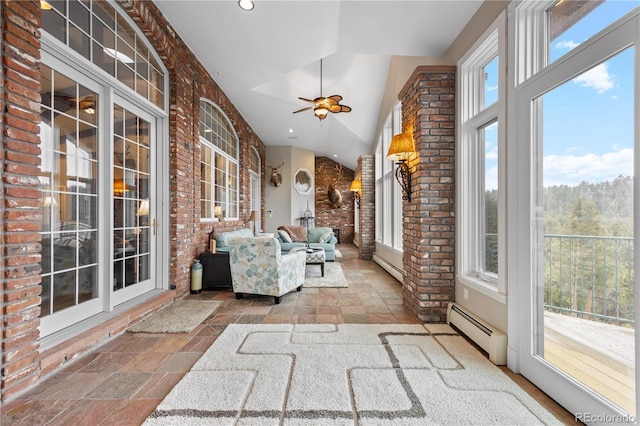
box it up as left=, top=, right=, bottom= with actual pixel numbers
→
left=458, top=13, right=505, bottom=297
left=199, top=100, right=239, bottom=221
left=375, top=103, right=403, bottom=251
left=41, top=0, right=164, bottom=109
left=512, top=0, right=638, bottom=419
left=249, top=147, right=261, bottom=230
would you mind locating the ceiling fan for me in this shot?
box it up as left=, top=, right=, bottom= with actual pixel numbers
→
left=293, top=58, right=351, bottom=121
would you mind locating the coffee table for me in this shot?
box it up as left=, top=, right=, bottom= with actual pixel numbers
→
left=304, top=247, right=326, bottom=277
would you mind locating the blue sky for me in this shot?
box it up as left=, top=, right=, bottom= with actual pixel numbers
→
left=484, top=1, right=638, bottom=190
left=542, top=0, right=637, bottom=187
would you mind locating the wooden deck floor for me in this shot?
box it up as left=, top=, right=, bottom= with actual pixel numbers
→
left=544, top=314, right=635, bottom=415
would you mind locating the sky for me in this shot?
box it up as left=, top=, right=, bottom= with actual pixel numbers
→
left=484, top=0, right=638, bottom=190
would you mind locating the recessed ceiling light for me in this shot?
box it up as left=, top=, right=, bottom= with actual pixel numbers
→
left=238, top=0, right=254, bottom=11
left=288, top=128, right=294, bottom=133
left=333, top=154, right=338, bottom=158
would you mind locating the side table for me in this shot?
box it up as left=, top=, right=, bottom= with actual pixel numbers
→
left=304, top=247, right=326, bottom=277
left=199, top=251, right=232, bottom=289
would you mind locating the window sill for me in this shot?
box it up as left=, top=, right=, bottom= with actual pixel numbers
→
left=457, top=275, right=507, bottom=304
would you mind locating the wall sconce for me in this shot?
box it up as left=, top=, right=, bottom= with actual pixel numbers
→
left=349, top=179, right=361, bottom=207
left=387, top=133, right=416, bottom=202
left=214, top=205, right=224, bottom=222
left=248, top=210, right=258, bottom=234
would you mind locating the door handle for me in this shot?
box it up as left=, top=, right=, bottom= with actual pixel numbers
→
left=152, top=218, right=158, bottom=236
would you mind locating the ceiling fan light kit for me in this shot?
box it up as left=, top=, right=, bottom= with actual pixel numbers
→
left=314, top=106, right=329, bottom=120
left=294, top=58, right=351, bottom=121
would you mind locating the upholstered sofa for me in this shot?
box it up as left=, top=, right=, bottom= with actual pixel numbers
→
left=214, top=228, right=254, bottom=253
left=276, top=226, right=337, bottom=261
left=227, top=236, right=306, bottom=304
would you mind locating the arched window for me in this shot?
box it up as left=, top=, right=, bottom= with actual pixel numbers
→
left=199, top=100, right=239, bottom=221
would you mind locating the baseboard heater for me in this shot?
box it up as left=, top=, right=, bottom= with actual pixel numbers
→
left=446, top=302, right=507, bottom=365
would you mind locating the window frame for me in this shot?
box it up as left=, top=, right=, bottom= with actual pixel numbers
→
left=199, top=100, right=239, bottom=222
left=457, top=11, right=507, bottom=301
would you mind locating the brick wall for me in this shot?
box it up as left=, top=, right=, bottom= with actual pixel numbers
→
left=0, top=0, right=265, bottom=400
left=399, top=66, right=456, bottom=323
left=314, top=156, right=354, bottom=243
left=358, top=155, right=375, bottom=259
left=120, top=0, right=266, bottom=294
left=1, top=0, right=44, bottom=401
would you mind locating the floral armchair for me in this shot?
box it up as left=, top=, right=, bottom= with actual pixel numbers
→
left=227, top=236, right=306, bottom=304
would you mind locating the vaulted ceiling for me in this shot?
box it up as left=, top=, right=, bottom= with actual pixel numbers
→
left=153, top=1, right=482, bottom=169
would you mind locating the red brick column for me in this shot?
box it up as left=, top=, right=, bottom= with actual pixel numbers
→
left=358, top=155, right=375, bottom=259
left=399, top=66, right=456, bottom=323
left=1, top=0, right=44, bottom=400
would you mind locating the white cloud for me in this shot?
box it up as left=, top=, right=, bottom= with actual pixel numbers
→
left=543, top=148, right=633, bottom=187
left=485, top=144, right=498, bottom=160
left=555, top=40, right=615, bottom=94
left=573, top=63, right=614, bottom=93
left=485, top=166, right=498, bottom=191
left=555, top=40, right=579, bottom=50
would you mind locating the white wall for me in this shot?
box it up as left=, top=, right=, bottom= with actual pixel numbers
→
left=265, top=145, right=315, bottom=233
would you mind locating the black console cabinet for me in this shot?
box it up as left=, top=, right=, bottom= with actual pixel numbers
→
left=199, top=251, right=232, bottom=289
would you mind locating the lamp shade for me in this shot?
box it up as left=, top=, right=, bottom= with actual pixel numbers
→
left=113, top=179, right=130, bottom=195
left=349, top=179, right=362, bottom=193
left=43, top=195, right=58, bottom=207
left=248, top=210, right=258, bottom=221
left=137, top=199, right=150, bottom=216
left=387, top=133, right=415, bottom=161
left=214, top=205, right=223, bottom=217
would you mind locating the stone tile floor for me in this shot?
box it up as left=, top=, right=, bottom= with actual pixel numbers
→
left=1, top=245, right=577, bottom=425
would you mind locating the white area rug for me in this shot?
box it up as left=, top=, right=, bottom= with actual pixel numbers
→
left=145, top=324, right=561, bottom=425
left=128, top=300, right=222, bottom=334
left=335, top=249, right=343, bottom=261
left=304, top=261, right=348, bottom=288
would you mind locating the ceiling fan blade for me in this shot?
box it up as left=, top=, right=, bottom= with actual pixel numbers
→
left=326, top=95, right=343, bottom=103
left=338, top=105, right=352, bottom=113
left=292, top=106, right=313, bottom=114
left=328, top=104, right=342, bottom=113
left=298, top=97, right=317, bottom=104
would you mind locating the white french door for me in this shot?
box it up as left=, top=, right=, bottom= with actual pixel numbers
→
left=39, top=60, right=162, bottom=337
left=110, top=98, right=158, bottom=306
left=513, top=9, right=638, bottom=422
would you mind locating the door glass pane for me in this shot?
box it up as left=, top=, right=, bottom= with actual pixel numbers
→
left=113, top=104, right=151, bottom=291
left=39, top=64, right=99, bottom=317
left=538, top=48, right=635, bottom=415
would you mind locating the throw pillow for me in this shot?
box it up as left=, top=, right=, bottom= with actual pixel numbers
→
left=255, top=232, right=275, bottom=238
left=278, top=229, right=292, bottom=243
left=319, top=231, right=334, bottom=243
